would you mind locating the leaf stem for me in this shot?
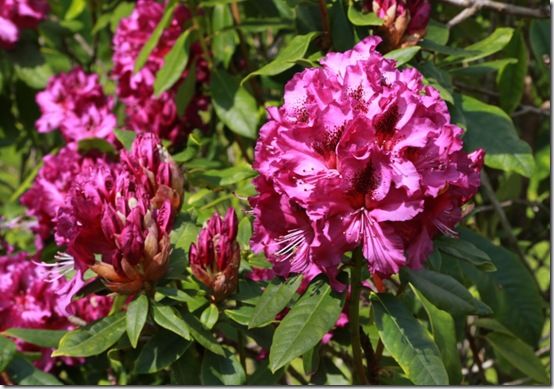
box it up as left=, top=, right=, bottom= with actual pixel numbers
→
left=349, top=246, right=369, bottom=385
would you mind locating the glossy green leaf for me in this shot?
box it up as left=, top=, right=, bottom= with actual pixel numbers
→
left=0, top=336, right=16, bottom=371
left=134, top=330, right=191, bottom=374
left=436, top=237, right=496, bottom=272
left=170, top=348, right=201, bottom=384
left=212, top=68, right=258, bottom=139
left=212, top=4, right=238, bottom=67
left=269, top=278, right=343, bottom=372
left=7, top=355, right=62, bottom=385
left=425, top=19, right=449, bottom=45
left=330, top=0, right=355, bottom=51
left=485, top=332, right=548, bottom=384
left=114, top=129, right=137, bottom=150
left=152, top=304, right=191, bottom=341
left=2, top=328, right=66, bottom=348
left=134, top=0, right=178, bottom=73
left=459, top=94, right=534, bottom=177
left=402, top=268, right=492, bottom=316
left=372, top=293, right=449, bottom=385
left=302, top=344, right=320, bottom=376
left=126, top=294, right=149, bottom=348
left=201, top=349, right=246, bottom=385
left=449, top=58, right=517, bottom=77
left=154, top=28, right=193, bottom=97
left=224, top=305, right=255, bottom=326
left=249, top=275, right=302, bottom=328
left=180, top=309, right=225, bottom=356
left=346, top=5, right=383, bottom=26
left=77, top=137, right=117, bottom=155
left=52, top=313, right=126, bottom=357
left=175, top=59, right=197, bottom=116
left=242, top=32, right=318, bottom=83
left=445, top=27, right=514, bottom=63
left=458, top=228, right=545, bottom=346
left=497, top=29, right=527, bottom=114
left=65, top=0, right=86, bottom=20
left=412, top=288, right=462, bottom=384
left=529, top=20, right=550, bottom=69
left=200, top=304, right=220, bottom=330
left=385, top=46, right=420, bottom=66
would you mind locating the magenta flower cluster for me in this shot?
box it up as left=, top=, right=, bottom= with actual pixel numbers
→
left=0, top=250, right=111, bottom=371
left=35, top=68, right=117, bottom=145
left=55, top=133, right=183, bottom=295
left=0, top=0, right=48, bottom=49
left=250, top=36, right=484, bottom=285
left=112, top=0, right=209, bottom=145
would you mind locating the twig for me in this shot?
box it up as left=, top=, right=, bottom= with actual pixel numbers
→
left=317, top=0, right=331, bottom=50
left=360, top=329, right=380, bottom=384
left=448, top=7, right=480, bottom=27
left=465, top=327, right=486, bottom=383
left=1, top=371, right=13, bottom=385
left=437, top=0, right=550, bottom=19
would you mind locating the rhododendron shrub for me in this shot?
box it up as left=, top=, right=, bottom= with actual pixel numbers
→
left=0, top=0, right=549, bottom=386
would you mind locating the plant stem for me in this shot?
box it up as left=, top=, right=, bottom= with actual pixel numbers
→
left=349, top=246, right=368, bottom=385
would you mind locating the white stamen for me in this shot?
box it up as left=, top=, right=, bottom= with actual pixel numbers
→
left=33, top=252, right=75, bottom=283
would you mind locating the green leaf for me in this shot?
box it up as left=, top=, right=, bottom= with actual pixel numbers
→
left=497, top=29, right=527, bottom=114
left=402, top=268, right=492, bottom=316
left=152, top=304, right=191, bottom=341
left=425, top=19, right=449, bottom=45
left=154, top=28, right=193, bottom=97
left=385, top=46, right=420, bottom=66
left=330, top=0, right=355, bottom=52
left=459, top=94, right=534, bottom=177
left=419, top=61, right=454, bottom=103
left=246, top=360, right=285, bottom=385
left=0, top=336, right=16, bottom=372
left=126, top=294, right=149, bottom=348
left=65, top=0, right=86, bottom=20
left=269, top=278, right=343, bottom=372
left=242, top=32, right=318, bottom=83
left=170, top=348, right=201, bottom=384
left=529, top=20, right=550, bottom=70
left=224, top=305, right=255, bottom=326
left=212, top=4, right=238, bottom=68
left=211, top=68, right=258, bottom=139
left=449, top=58, right=517, bottom=77
left=52, top=313, right=126, bottom=357
left=77, top=137, right=117, bottom=155
left=249, top=275, right=302, bottom=328
left=156, top=286, right=208, bottom=312
left=134, top=0, right=178, bottom=73
left=7, top=355, right=62, bottom=385
left=485, top=332, right=548, bottom=384
left=436, top=237, right=496, bottom=272
left=114, top=129, right=137, bottom=150
left=200, top=304, right=220, bottom=330
left=2, top=328, right=66, bottom=348
left=180, top=309, right=225, bottom=356
left=302, top=344, right=320, bottom=376
left=411, top=288, right=462, bottom=384
left=458, top=228, right=545, bottom=346
left=175, top=59, right=197, bottom=116
left=134, top=330, right=191, bottom=374
left=372, top=294, right=448, bottom=385
left=346, top=5, right=383, bottom=26
left=445, top=27, right=514, bottom=63
left=201, top=349, right=246, bottom=385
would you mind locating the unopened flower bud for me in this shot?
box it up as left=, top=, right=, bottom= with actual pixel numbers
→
left=189, top=208, right=240, bottom=302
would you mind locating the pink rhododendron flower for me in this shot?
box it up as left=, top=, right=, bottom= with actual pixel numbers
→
left=20, top=147, right=113, bottom=248
left=372, top=0, right=431, bottom=50
left=36, top=68, right=116, bottom=144
left=190, top=208, right=240, bottom=302
left=54, top=133, right=183, bottom=295
left=0, top=250, right=111, bottom=371
left=0, top=0, right=48, bottom=49
left=112, top=0, right=209, bottom=146
left=250, top=36, right=484, bottom=283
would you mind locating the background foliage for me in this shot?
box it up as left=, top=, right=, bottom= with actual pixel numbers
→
left=0, top=0, right=550, bottom=385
